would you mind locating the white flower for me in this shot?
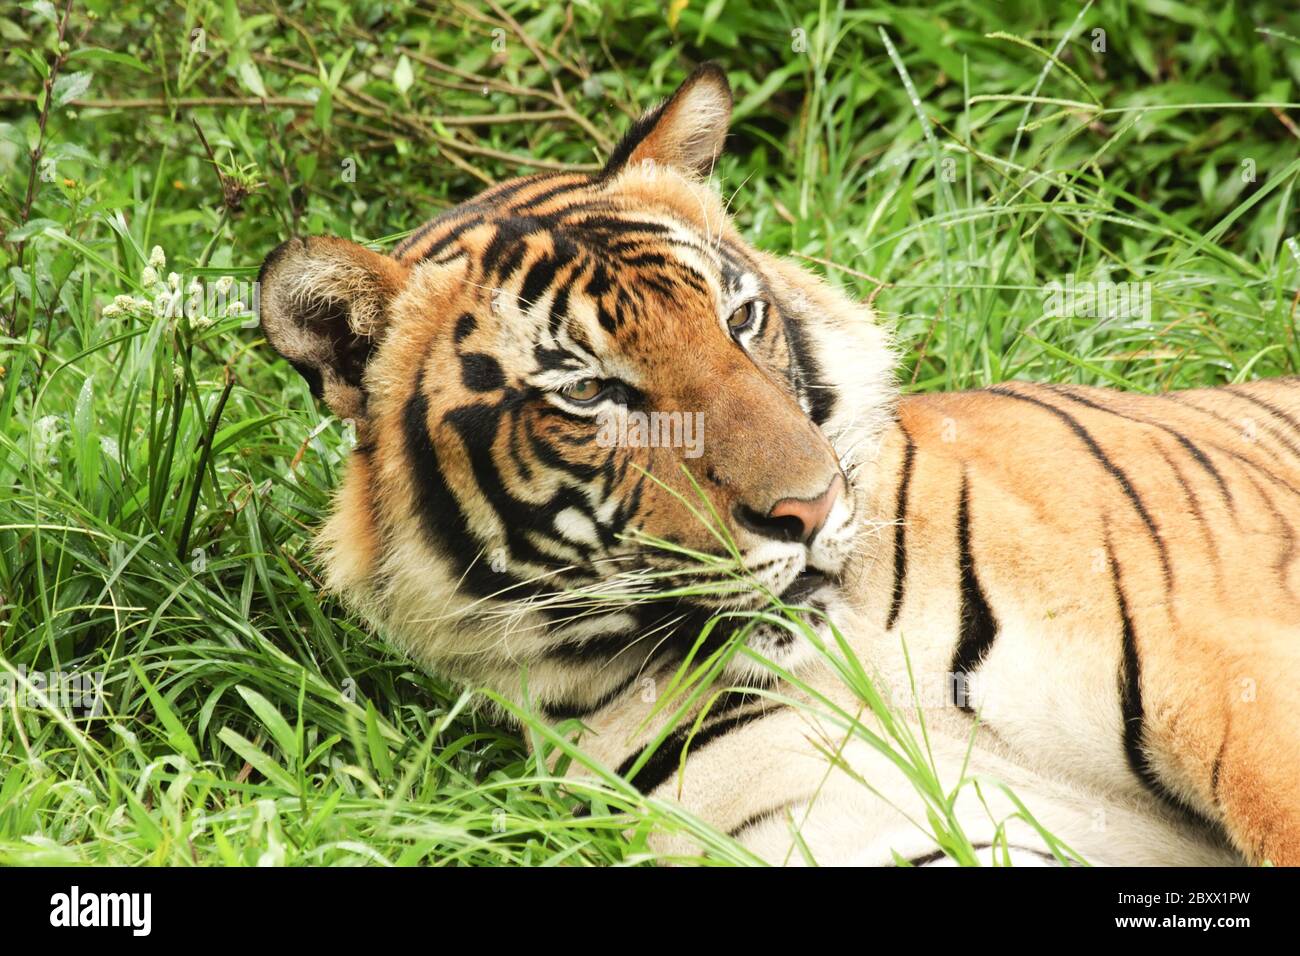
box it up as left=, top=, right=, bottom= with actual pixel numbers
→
left=140, top=266, right=160, bottom=288
left=148, top=245, right=166, bottom=269
left=168, top=272, right=181, bottom=290
left=102, top=303, right=121, bottom=317
left=215, top=275, right=234, bottom=294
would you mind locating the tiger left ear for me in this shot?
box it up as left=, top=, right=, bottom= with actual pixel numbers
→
left=258, top=235, right=408, bottom=422
left=601, top=62, right=732, bottom=179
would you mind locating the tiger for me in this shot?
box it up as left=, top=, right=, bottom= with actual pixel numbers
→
left=258, top=63, right=1299, bottom=866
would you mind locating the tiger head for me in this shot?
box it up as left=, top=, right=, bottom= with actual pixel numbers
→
left=259, top=65, right=896, bottom=718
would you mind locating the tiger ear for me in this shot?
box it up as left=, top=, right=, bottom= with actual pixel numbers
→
left=257, top=236, right=408, bottom=421
left=601, top=62, right=732, bottom=179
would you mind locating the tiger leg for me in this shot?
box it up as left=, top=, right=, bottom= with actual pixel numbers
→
left=1144, top=620, right=1300, bottom=866
left=1211, top=645, right=1300, bottom=866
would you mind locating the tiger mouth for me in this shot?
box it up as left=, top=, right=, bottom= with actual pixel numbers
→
left=779, top=568, right=835, bottom=604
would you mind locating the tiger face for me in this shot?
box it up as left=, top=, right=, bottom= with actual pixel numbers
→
left=259, top=65, right=895, bottom=716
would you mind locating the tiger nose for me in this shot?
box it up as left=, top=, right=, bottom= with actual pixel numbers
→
left=737, top=475, right=843, bottom=543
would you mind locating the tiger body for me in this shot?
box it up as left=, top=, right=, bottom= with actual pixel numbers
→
left=576, top=381, right=1300, bottom=866
left=259, top=65, right=1299, bottom=866
left=867, top=383, right=1300, bottom=863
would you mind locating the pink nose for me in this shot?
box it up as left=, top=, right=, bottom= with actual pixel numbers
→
left=768, top=475, right=843, bottom=543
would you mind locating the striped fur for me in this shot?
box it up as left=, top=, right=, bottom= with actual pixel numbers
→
left=260, top=65, right=1296, bottom=866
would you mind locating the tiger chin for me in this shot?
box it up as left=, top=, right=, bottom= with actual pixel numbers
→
left=260, top=64, right=1300, bottom=867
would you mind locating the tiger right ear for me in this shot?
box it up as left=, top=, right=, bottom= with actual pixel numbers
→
left=601, top=62, right=732, bottom=179
left=257, top=236, right=408, bottom=421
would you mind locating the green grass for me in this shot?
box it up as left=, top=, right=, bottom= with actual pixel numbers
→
left=0, top=0, right=1297, bottom=865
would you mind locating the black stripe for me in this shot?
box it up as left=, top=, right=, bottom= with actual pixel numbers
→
left=505, top=409, right=533, bottom=482
left=400, top=173, right=584, bottom=259
left=410, top=215, right=484, bottom=263
left=541, top=668, right=642, bottom=722
left=585, top=260, right=612, bottom=297
left=598, top=101, right=667, bottom=180
left=1226, top=385, right=1300, bottom=433
left=459, top=352, right=504, bottom=392
left=616, top=694, right=772, bottom=795
left=619, top=251, right=669, bottom=269
left=526, top=423, right=603, bottom=484
left=1164, top=392, right=1284, bottom=468
left=1107, top=532, right=1216, bottom=835
left=1151, top=440, right=1205, bottom=527
left=1223, top=388, right=1300, bottom=463
left=473, top=173, right=557, bottom=207
left=545, top=628, right=640, bottom=664
left=950, top=473, right=998, bottom=712
left=1168, top=395, right=1287, bottom=467
left=1174, top=400, right=1300, bottom=500
left=727, top=799, right=804, bottom=839
left=904, top=847, right=950, bottom=867
left=518, top=252, right=566, bottom=311
left=595, top=301, right=618, bottom=334
left=1052, top=386, right=1235, bottom=512
left=547, top=282, right=572, bottom=337
left=511, top=177, right=589, bottom=212
left=568, top=215, right=673, bottom=238
left=1210, top=736, right=1227, bottom=808
left=1237, top=470, right=1297, bottom=585
left=401, top=373, right=515, bottom=599
left=395, top=208, right=465, bottom=259
left=481, top=217, right=542, bottom=277
left=444, top=400, right=598, bottom=569
left=990, top=385, right=1172, bottom=587
left=1191, top=424, right=1300, bottom=503
left=1109, top=532, right=1168, bottom=804
left=886, top=429, right=916, bottom=630
left=1220, top=444, right=1300, bottom=499
left=642, top=269, right=710, bottom=302
left=903, top=841, right=1061, bottom=867
left=1150, top=441, right=1224, bottom=590
left=779, top=296, right=835, bottom=425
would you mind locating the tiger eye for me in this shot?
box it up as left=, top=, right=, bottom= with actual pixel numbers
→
left=728, top=304, right=751, bottom=330
left=563, top=378, right=604, bottom=402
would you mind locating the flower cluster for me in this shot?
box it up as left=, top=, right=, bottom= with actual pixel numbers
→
left=100, top=246, right=251, bottom=328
